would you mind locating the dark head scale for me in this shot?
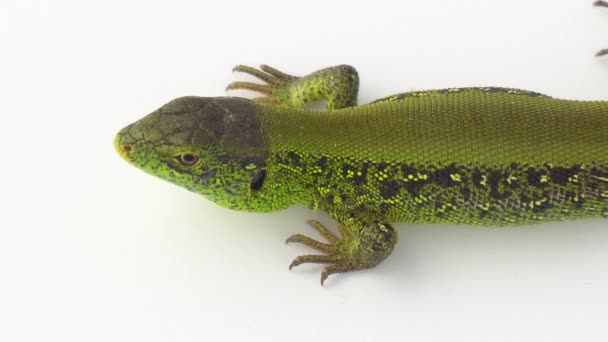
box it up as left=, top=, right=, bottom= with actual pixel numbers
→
left=115, top=96, right=270, bottom=210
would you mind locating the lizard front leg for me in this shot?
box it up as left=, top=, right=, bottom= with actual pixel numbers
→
left=227, top=64, right=359, bottom=110
left=286, top=218, right=398, bottom=285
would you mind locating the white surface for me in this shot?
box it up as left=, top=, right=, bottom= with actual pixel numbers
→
left=2, top=0, right=608, bottom=341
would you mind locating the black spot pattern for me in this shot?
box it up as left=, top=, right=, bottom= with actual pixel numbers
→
left=270, top=151, right=608, bottom=225
left=379, top=180, right=400, bottom=199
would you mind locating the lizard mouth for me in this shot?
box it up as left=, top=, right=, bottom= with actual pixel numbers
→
left=114, top=133, right=133, bottom=159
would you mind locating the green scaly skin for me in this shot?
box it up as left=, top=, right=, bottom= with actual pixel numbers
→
left=115, top=64, right=608, bottom=285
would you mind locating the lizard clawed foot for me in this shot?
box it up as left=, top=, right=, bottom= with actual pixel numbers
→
left=226, top=64, right=299, bottom=105
left=286, top=219, right=398, bottom=286
left=285, top=220, right=359, bottom=286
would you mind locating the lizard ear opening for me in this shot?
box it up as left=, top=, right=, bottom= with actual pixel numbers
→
left=250, top=169, right=266, bottom=191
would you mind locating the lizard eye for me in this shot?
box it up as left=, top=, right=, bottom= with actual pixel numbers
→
left=176, top=153, right=199, bottom=166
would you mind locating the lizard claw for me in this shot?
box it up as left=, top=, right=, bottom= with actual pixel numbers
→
left=227, top=64, right=299, bottom=105
left=286, top=219, right=398, bottom=286
left=285, top=220, right=361, bottom=286
left=595, top=49, right=608, bottom=57
left=594, top=1, right=608, bottom=55
left=594, top=0, right=608, bottom=8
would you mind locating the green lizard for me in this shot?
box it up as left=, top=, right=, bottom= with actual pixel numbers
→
left=115, top=64, right=608, bottom=285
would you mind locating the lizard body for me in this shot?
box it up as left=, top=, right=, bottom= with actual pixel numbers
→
left=115, top=64, right=608, bottom=284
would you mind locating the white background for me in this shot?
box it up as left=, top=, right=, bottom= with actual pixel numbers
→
left=2, top=0, right=608, bottom=341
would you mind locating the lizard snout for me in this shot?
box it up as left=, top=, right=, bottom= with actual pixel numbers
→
left=114, top=130, right=134, bottom=159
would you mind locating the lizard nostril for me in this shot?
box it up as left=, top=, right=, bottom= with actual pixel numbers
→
left=123, top=145, right=132, bottom=153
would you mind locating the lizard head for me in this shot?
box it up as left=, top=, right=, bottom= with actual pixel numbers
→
left=114, top=96, right=271, bottom=211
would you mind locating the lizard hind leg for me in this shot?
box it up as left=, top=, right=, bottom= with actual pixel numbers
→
left=227, top=64, right=360, bottom=110
left=286, top=219, right=398, bottom=286
left=594, top=1, right=608, bottom=56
